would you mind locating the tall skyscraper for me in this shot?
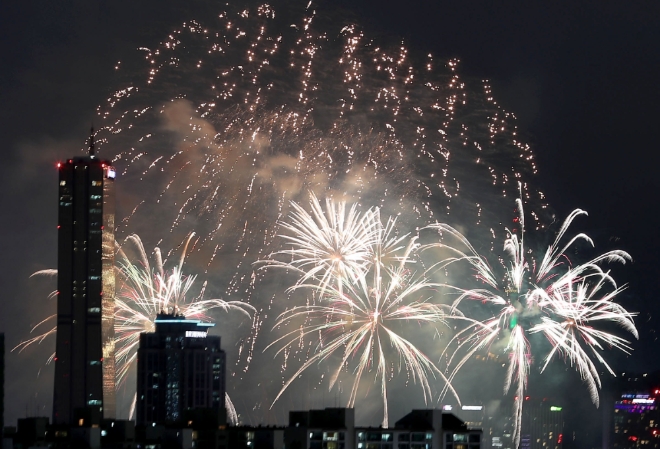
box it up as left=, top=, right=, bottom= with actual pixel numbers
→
left=136, top=313, right=226, bottom=425
left=53, top=133, right=117, bottom=424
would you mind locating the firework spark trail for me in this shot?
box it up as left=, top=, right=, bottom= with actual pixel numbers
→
left=424, top=199, right=637, bottom=447
left=262, top=196, right=458, bottom=427
left=12, top=270, right=60, bottom=356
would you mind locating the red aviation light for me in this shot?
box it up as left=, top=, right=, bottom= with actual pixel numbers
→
left=56, top=162, right=62, bottom=169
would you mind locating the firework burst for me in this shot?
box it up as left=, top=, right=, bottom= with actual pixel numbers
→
left=424, top=199, right=637, bottom=447
left=86, top=3, right=551, bottom=422
left=91, top=1, right=546, bottom=306
left=263, top=196, right=457, bottom=427
left=115, top=232, right=254, bottom=421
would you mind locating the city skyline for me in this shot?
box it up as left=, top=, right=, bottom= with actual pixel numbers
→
left=1, top=2, right=659, bottom=448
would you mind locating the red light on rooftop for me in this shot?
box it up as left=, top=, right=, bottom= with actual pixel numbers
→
left=56, top=162, right=62, bottom=168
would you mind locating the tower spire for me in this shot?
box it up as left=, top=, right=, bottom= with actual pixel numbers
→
left=89, top=126, right=96, bottom=157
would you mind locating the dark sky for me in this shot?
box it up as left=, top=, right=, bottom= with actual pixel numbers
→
left=1, top=0, right=659, bottom=438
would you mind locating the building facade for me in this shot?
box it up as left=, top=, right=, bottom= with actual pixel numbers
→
left=613, top=391, right=660, bottom=448
left=519, top=400, right=563, bottom=449
left=136, top=314, right=226, bottom=425
left=53, top=142, right=116, bottom=425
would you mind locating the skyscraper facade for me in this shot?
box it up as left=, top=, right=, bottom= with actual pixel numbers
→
left=53, top=141, right=117, bottom=425
left=136, top=314, right=226, bottom=425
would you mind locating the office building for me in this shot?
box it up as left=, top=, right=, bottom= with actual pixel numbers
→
left=136, top=313, right=226, bottom=425
left=53, top=133, right=117, bottom=424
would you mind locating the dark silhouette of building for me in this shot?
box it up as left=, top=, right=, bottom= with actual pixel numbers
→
left=226, top=425, right=284, bottom=449
left=284, top=407, right=482, bottom=449
left=1, top=333, right=4, bottom=440
left=136, top=313, right=225, bottom=426
left=53, top=132, right=117, bottom=424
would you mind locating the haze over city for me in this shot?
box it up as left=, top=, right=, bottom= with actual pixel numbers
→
left=1, top=2, right=659, bottom=448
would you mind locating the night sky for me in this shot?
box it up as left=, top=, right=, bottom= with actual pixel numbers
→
left=1, top=0, right=659, bottom=443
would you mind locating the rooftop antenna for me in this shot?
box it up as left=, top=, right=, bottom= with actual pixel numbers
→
left=89, top=126, right=96, bottom=158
